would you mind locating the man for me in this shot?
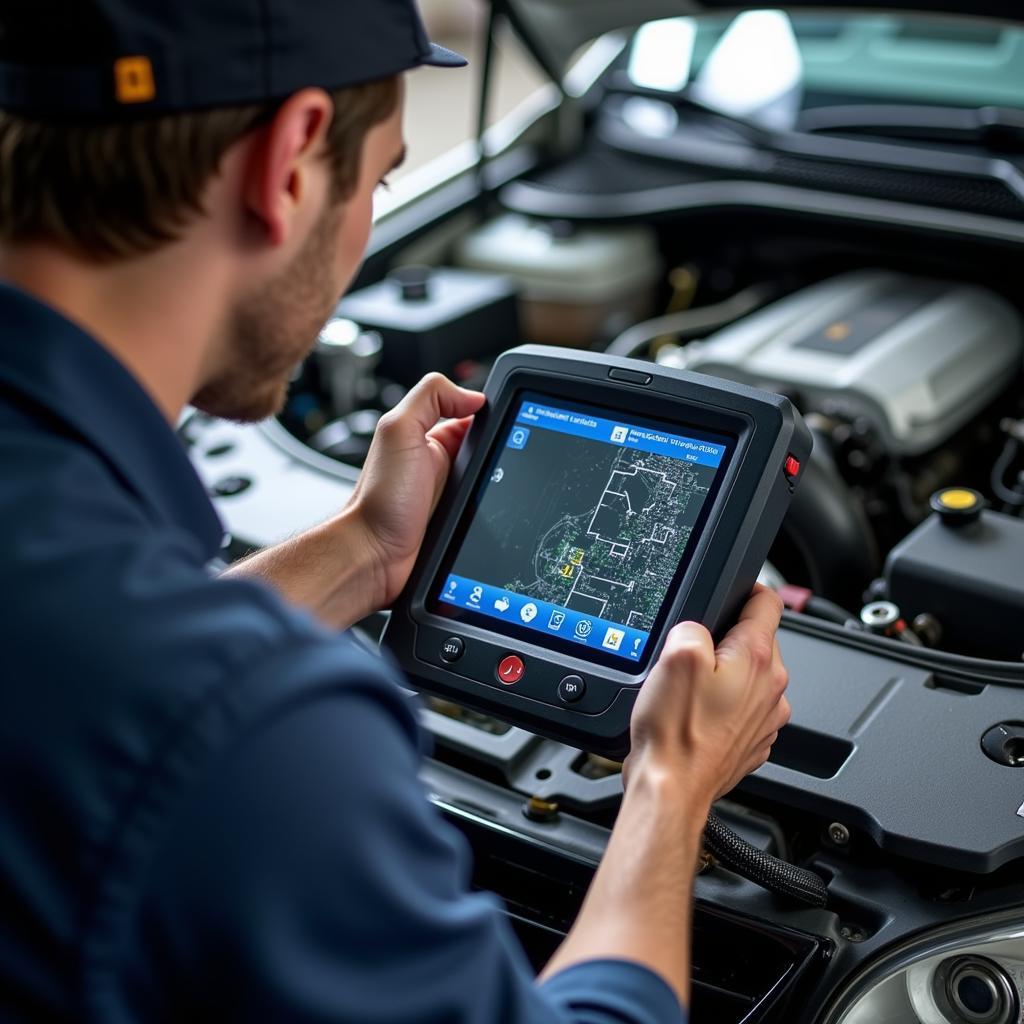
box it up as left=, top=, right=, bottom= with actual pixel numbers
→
left=0, top=2, right=791, bottom=1022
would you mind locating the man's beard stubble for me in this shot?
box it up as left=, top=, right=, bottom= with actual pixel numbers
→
left=192, top=208, right=343, bottom=424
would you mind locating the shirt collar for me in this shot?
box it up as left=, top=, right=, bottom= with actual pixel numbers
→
left=0, top=281, right=224, bottom=559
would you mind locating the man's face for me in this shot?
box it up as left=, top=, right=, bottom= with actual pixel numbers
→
left=193, top=85, right=407, bottom=423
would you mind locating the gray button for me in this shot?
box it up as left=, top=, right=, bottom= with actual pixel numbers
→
left=558, top=675, right=586, bottom=703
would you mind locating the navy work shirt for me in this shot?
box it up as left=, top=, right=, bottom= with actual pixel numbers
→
left=0, top=283, right=685, bottom=1024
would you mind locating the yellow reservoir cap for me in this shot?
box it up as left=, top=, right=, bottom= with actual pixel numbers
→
left=930, top=487, right=986, bottom=526
left=937, top=489, right=980, bottom=511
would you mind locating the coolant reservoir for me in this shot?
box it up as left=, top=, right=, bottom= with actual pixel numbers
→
left=456, top=214, right=660, bottom=347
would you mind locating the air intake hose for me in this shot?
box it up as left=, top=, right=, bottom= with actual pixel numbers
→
left=780, top=431, right=879, bottom=612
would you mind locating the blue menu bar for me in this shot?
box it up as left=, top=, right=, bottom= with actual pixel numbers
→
left=440, top=573, right=649, bottom=662
left=514, top=401, right=726, bottom=468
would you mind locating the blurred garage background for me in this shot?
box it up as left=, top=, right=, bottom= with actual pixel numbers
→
left=399, top=0, right=544, bottom=179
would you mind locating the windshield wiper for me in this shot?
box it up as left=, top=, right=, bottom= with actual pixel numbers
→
left=603, top=80, right=1024, bottom=204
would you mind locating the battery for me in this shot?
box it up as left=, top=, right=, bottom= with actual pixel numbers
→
left=338, top=267, right=520, bottom=386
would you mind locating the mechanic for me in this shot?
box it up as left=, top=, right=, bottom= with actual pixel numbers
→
left=0, top=2, right=791, bottom=1022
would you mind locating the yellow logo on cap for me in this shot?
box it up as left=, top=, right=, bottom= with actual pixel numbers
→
left=114, top=56, right=156, bottom=104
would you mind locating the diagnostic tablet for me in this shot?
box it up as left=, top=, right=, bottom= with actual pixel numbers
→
left=383, top=346, right=811, bottom=755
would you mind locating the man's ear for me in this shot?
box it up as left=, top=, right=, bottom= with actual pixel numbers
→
left=244, top=88, right=334, bottom=247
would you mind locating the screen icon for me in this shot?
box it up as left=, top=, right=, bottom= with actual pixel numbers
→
left=633, top=636, right=643, bottom=653
left=508, top=427, right=530, bottom=450
left=490, top=467, right=505, bottom=484
left=469, top=586, right=483, bottom=605
left=547, top=609, right=566, bottom=631
left=602, top=627, right=625, bottom=651
left=574, top=619, right=593, bottom=639
left=610, top=425, right=629, bottom=444
left=494, top=595, right=511, bottom=613
left=520, top=602, right=538, bottom=623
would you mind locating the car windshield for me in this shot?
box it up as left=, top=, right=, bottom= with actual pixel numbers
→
left=626, top=11, right=1024, bottom=130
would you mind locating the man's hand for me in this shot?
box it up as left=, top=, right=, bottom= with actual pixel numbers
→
left=541, top=587, right=790, bottom=1007
left=347, top=373, right=485, bottom=610
left=625, top=585, right=791, bottom=807
left=223, top=374, right=483, bottom=630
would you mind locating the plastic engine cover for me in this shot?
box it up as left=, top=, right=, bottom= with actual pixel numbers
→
left=673, top=270, right=1023, bottom=456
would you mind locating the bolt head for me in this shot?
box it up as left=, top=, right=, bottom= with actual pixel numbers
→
left=828, top=822, right=851, bottom=845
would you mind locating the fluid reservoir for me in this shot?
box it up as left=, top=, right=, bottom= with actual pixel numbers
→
left=885, top=489, right=1024, bottom=660
left=456, top=214, right=661, bottom=347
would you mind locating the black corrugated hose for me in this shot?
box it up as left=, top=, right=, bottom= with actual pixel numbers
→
left=704, top=812, right=829, bottom=908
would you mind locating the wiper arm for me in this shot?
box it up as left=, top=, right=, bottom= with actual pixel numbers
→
left=798, top=104, right=1024, bottom=154
left=603, top=80, right=1024, bottom=203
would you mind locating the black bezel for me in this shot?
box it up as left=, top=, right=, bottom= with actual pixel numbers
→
left=403, top=363, right=761, bottom=680
left=383, top=346, right=811, bottom=756
left=427, top=389, right=737, bottom=674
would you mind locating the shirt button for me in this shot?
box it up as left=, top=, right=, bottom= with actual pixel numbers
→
left=496, top=655, right=525, bottom=686
left=558, top=675, right=586, bottom=703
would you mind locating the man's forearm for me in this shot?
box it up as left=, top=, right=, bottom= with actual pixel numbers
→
left=540, top=767, right=710, bottom=1008
left=222, top=507, right=387, bottom=630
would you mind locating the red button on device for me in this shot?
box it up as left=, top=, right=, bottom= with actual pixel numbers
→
left=496, top=655, right=525, bottom=686
left=784, top=455, right=801, bottom=479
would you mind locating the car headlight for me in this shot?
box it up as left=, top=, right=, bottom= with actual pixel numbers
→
left=823, top=911, right=1024, bottom=1024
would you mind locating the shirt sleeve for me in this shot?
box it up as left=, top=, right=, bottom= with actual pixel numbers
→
left=541, top=961, right=686, bottom=1024
left=112, top=644, right=686, bottom=1024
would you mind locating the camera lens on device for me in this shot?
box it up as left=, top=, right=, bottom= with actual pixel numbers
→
left=934, top=956, right=1019, bottom=1024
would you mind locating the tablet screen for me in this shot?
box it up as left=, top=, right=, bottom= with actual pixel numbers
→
left=431, top=392, right=733, bottom=669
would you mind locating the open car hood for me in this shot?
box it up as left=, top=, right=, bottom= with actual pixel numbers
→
left=498, top=0, right=1024, bottom=79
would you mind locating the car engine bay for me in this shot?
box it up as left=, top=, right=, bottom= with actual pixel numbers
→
left=182, top=13, right=1024, bottom=1023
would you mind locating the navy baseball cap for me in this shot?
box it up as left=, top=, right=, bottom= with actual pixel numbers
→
left=0, top=0, right=467, bottom=116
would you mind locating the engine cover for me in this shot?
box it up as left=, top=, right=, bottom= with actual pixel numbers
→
left=673, top=270, right=1023, bottom=456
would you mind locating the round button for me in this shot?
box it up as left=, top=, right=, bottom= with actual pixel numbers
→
left=496, top=655, right=525, bottom=686
left=440, top=637, right=464, bottom=664
left=558, top=675, right=586, bottom=704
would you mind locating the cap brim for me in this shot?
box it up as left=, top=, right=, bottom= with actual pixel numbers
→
left=422, top=42, right=468, bottom=68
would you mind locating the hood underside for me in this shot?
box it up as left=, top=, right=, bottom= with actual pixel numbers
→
left=500, top=0, right=1024, bottom=79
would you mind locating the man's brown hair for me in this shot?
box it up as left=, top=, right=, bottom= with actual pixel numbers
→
left=0, top=78, right=400, bottom=260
